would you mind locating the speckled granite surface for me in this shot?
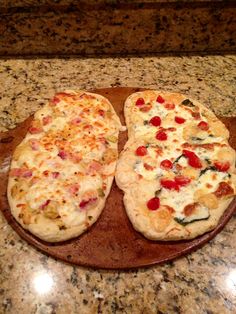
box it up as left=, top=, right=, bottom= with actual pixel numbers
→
left=1, top=2, right=235, bottom=55
left=0, top=55, right=236, bottom=313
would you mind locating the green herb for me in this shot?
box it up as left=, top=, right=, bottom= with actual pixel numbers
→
left=181, top=99, right=194, bottom=107
left=199, top=166, right=217, bottom=177
left=174, top=217, right=188, bottom=226
left=174, top=215, right=210, bottom=226
left=191, top=137, right=203, bottom=142
left=59, top=225, right=67, bottom=230
left=106, top=135, right=117, bottom=143
left=173, top=154, right=185, bottom=164
left=144, top=120, right=149, bottom=125
left=97, top=188, right=105, bottom=197
left=155, top=189, right=162, bottom=197
left=205, top=158, right=211, bottom=165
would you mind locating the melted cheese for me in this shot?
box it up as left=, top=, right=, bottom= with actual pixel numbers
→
left=197, top=170, right=228, bottom=193
left=160, top=187, right=194, bottom=213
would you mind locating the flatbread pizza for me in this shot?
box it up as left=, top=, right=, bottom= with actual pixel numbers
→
left=8, top=90, right=122, bottom=242
left=116, top=90, right=236, bottom=240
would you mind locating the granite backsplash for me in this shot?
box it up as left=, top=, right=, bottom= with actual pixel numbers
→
left=0, top=1, right=235, bottom=56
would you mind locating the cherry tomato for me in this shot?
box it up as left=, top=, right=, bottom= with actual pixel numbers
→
left=164, top=103, right=175, bottom=110
left=136, top=98, right=145, bottom=106
left=175, top=116, right=186, bottom=124
left=147, top=197, right=160, bottom=210
left=160, top=159, right=173, bottom=169
left=156, top=131, right=167, bottom=141
left=214, top=161, right=230, bottom=172
left=198, top=121, right=209, bottom=130
left=183, top=149, right=202, bottom=168
left=149, top=116, right=161, bottom=126
left=156, top=95, right=165, bottom=103
left=144, top=163, right=154, bottom=170
left=136, top=146, right=147, bottom=156
left=175, top=175, right=191, bottom=186
left=160, top=179, right=179, bottom=191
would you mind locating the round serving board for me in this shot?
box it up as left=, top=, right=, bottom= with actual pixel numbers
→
left=0, top=87, right=235, bottom=269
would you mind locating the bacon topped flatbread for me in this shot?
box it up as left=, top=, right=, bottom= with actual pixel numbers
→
left=8, top=90, right=122, bottom=242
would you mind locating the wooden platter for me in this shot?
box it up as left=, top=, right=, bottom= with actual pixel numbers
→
left=0, top=87, right=235, bottom=269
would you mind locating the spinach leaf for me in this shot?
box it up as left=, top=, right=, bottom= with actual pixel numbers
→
left=174, top=215, right=210, bottom=226
left=181, top=99, right=194, bottom=107
left=199, top=166, right=217, bottom=177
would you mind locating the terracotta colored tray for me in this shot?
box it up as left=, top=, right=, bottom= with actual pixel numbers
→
left=0, top=87, right=235, bottom=269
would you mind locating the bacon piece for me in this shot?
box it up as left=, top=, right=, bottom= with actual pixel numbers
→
left=10, top=168, right=32, bottom=178
left=214, top=182, right=234, bottom=198
left=70, top=117, right=81, bottom=125
left=88, top=161, right=102, bottom=174
left=52, top=171, right=60, bottom=178
left=68, top=184, right=80, bottom=196
left=58, top=150, right=67, bottom=160
left=28, top=126, right=43, bottom=134
left=79, top=197, right=98, bottom=209
left=29, top=139, right=40, bottom=151
left=40, top=200, right=51, bottom=209
left=42, top=115, right=52, bottom=125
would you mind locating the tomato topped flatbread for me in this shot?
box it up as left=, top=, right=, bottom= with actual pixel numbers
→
left=116, top=90, right=236, bottom=240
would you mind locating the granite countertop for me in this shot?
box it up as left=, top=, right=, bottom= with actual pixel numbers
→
left=0, top=54, right=236, bottom=313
